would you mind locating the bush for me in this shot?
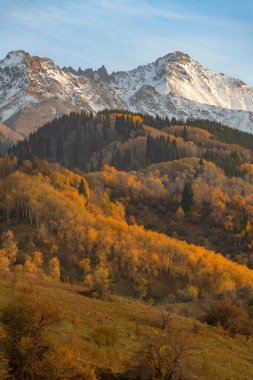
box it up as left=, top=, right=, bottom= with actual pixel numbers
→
left=204, top=301, right=253, bottom=338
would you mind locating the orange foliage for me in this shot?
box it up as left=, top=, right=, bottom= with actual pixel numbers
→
left=108, top=112, right=143, bottom=123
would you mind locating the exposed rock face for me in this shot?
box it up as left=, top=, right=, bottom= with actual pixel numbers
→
left=1, top=49, right=253, bottom=144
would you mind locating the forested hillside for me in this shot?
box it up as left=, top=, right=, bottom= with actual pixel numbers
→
left=87, top=159, right=253, bottom=268
left=11, top=110, right=253, bottom=176
left=2, top=156, right=253, bottom=300
left=2, top=111, right=253, bottom=378
left=8, top=111, right=253, bottom=266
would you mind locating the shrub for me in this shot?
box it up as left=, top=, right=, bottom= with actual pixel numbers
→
left=204, top=301, right=253, bottom=338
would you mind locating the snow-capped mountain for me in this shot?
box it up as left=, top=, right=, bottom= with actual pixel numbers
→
left=0, top=50, right=253, bottom=144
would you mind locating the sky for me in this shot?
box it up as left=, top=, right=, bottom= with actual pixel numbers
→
left=0, top=0, right=252, bottom=85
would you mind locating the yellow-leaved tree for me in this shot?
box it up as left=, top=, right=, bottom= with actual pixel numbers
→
left=24, top=251, right=43, bottom=275
left=0, top=230, right=18, bottom=272
left=2, top=230, right=17, bottom=263
left=49, top=257, right=61, bottom=281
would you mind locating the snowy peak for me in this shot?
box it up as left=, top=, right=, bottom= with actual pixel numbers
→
left=1, top=50, right=28, bottom=66
left=167, top=51, right=191, bottom=62
left=164, top=53, right=253, bottom=111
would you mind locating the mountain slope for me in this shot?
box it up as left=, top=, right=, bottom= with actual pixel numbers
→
left=1, top=50, right=253, bottom=141
left=0, top=122, right=22, bottom=141
left=0, top=122, right=23, bottom=153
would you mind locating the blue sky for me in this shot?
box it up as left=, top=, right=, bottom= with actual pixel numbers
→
left=0, top=0, right=252, bottom=85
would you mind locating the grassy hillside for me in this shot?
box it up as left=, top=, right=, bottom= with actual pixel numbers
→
left=0, top=274, right=253, bottom=379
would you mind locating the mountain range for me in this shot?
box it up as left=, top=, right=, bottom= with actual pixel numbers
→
left=0, top=49, right=253, bottom=146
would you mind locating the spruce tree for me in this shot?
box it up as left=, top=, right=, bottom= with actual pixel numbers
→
left=182, top=126, right=188, bottom=141
left=78, top=179, right=86, bottom=196
left=181, top=183, right=194, bottom=213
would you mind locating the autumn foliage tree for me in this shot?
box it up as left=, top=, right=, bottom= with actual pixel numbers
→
left=0, top=230, right=18, bottom=272
left=49, top=257, right=61, bottom=281
left=24, top=251, right=43, bottom=275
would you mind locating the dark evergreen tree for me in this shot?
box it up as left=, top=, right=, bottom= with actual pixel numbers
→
left=181, top=183, right=194, bottom=213
left=78, top=179, right=86, bottom=197
left=182, top=127, right=188, bottom=141
left=56, top=135, right=64, bottom=161
left=97, top=150, right=103, bottom=171
left=102, top=119, right=110, bottom=143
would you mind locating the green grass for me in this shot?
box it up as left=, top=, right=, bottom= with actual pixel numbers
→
left=0, top=274, right=253, bottom=379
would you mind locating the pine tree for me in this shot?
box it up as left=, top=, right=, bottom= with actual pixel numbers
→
left=78, top=179, right=86, bottom=197
left=102, top=120, right=109, bottom=143
left=181, top=183, right=194, bottom=213
left=56, top=136, right=64, bottom=161
left=97, top=150, right=103, bottom=171
left=182, top=127, right=188, bottom=141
